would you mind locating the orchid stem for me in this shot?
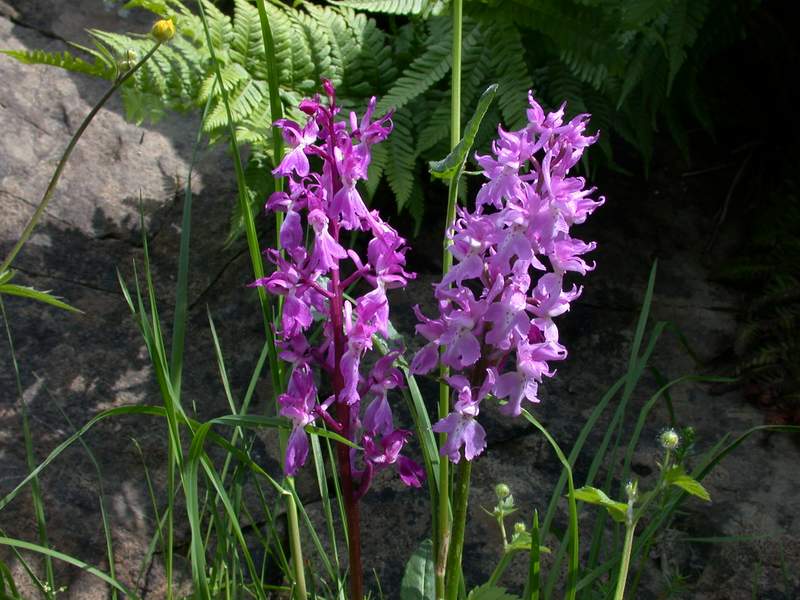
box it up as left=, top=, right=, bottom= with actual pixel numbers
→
left=444, top=458, right=471, bottom=600
left=436, top=0, right=463, bottom=596
left=284, top=480, right=308, bottom=600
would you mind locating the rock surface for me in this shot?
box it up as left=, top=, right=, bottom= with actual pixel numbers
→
left=0, top=1, right=798, bottom=599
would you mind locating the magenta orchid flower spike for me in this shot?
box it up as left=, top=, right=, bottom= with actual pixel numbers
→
left=413, top=92, right=604, bottom=463
left=252, top=81, right=423, bottom=494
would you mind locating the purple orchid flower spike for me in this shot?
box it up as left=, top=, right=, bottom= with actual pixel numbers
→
left=252, top=81, right=423, bottom=494
left=413, top=91, right=603, bottom=462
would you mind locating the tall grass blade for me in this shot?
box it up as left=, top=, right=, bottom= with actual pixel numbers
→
left=0, top=298, right=56, bottom=597
left=170, top=88, right=215, bottom=396
left=520, top=410, right=579, bottom=600
left=0, top=537, right=135, bottom=598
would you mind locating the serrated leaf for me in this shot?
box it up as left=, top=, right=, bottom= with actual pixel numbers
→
left=665, top=466, right=711, bottom=501
left=400, top=539, right=434, bottom=600
left=0, top=283, right=82, bottom=313
left=429, top=83, right=498, bottom=180
left=334, top=0, right=443, bottom=17
left=574, top=486, right=628, bottom=523
left=467, top=583, right=522, bottom=600
left=1, top=48, right=114, bottom=80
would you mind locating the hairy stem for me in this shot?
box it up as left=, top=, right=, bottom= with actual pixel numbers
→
left=0, top=42, right=162, bottom=274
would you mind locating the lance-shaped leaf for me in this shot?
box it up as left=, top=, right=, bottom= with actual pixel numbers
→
left=400, top=538, right=435, bottom=600
left=574, top=486, right=628, bottom=523
left=665, top=465, right=711, bottom=501
left=429, top=83, right=498, bottom=181
left=0, top=283, right=82, bottom=313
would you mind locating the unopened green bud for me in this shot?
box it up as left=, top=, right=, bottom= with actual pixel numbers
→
left=151, top=18, right=176, bottom=42
left=624, top=480, right=638, bottom=502
left=659, top=428, right=680, bottom=450
left=118, top=48, right=137, bottom=72
left=513, top=521, right=526, bottom=535
left=495, top=483, right=511, bottom=500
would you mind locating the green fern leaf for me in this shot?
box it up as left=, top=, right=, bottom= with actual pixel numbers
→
left=665, top=0, right=710, bottom=94
left=332, top=0, right=445, bottom=17
left=375, top=18, right=455, bottom=114
left=1, top=48, right=114, bottom=79
left=231, top=0, right=266, bottom=73
left=485, top=22, right=531, bottom=129
left=366, top=142, right=389, bottom=200
left=385, top=109, right=418, bottom=212
left=202, top=0, right=234, bottom=60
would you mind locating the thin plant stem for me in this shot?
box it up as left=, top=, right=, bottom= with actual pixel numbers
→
left=284, top=481, right=308, bottom=600
left=436, top=0, right=463, bottom=596
left=613, top=522, right=636, bottom=600
left=0, top=42, right=162, bottom=274
left=444, top=458, right=471, bottom=600
left=487, top=551, right=514, bottom=587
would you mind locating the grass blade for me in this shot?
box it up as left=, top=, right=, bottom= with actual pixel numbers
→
left=521, top=410, right=579, bottom=600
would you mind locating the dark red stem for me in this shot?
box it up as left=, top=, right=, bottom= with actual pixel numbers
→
left=324, top=103, right=364, bottom=600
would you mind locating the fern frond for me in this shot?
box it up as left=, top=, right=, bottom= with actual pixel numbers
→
left=230, top=0, right=266, bottom=73
left=1, top=48, right=114, bottom=79
left=385, top=109, right=418, bottom=212
left=292, top=9, right=334, bottom=85
left=665, top=0, right=710, bottom=93
left=332, top=0, right=445, bottom=17
left=485, top=21, right=532, bottom=129
left=375, top=17, right=454, bottom=114
left=201, top=0, right=234, bottom=60
left=366, top=142, right=389, bottom=199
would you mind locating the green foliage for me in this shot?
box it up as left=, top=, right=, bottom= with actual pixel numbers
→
left=1, top=46, right=114, bottom=79
left=664, top=466, right=711, bottom=501
left=400, top=539, right=435, bottom=600
left=466, top=583, right=521, bottom=600
left=4, top=0, right=755, bottom=228
left=574, top=486, right=628, bottom=523
left=429, top=83, right=497, bottom=180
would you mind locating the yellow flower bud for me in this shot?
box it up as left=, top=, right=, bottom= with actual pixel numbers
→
left=151, top=18, right=176, bottom=43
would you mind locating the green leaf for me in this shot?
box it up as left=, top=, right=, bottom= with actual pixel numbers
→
left=429, top=83, right=498, bottom=180
left=400, top=538, right=435, bottom=600
left=1, top=48, right=114, bottom=80
left=122, top=0, right=170, bottom=14
left=334, top=0, right=443, bottom=17
left=0, top=537, right=134, bottom=597
left=664, top=466, right=711, bottom=501
left=574, top=486, right=628, bottom=523
left=375, top=18, right=454, bottom=114
left=0, top=283, right=82, bottom=313
left=466, top=583, right=522, bottom=600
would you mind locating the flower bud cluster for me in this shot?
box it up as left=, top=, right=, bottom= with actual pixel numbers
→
left=252, top=81, right=423, bottom=494
left=412, top=93, right=603, bottom=463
